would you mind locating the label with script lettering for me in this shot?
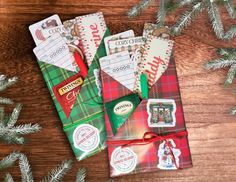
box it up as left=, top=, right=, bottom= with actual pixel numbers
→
left=76, top=12, right=107, bottom=66
left=73, top=124, right=100, bottom=152
left=33, top=33, right=77, bottom=72
left=134, top=36, right=174, bottom=93
left=110, top=147, right=137, bottom=174
left=52, top=74, right=84, bottom=118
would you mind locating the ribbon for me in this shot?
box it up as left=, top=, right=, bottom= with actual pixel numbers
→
left=107, top=130, right=188, bottom=169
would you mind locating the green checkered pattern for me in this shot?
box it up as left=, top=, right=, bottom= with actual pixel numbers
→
left=37, top=29, right=110, bottom=161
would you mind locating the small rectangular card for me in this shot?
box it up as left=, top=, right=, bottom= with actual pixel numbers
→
left=29, top=14, right=62, bottom=45
left=33, top=33, right=77, bottom=72
left=99, top=51, right=135, bottom=91
left=134, top=36, right=174, bottom=93
left=104, top=30, right=135, bottom=55
left=108, top=36, right=144, bottom=55
left=76, top=12, right=107, bottom=66
left=143, top=23, right=170, bottom=41
left=41, top=25, right=66, bottom=40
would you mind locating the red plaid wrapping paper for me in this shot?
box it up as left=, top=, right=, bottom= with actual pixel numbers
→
left=101, top=56, right=192, bottom=177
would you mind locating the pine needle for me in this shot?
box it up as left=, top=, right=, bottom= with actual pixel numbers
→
left=7, top=103, right=22, bottom=127
left=217, top=48, right=236, bottom=57
left=177, top=0, right=199, bottom=7
left=171, top=2, right=205, bottom=35
left=0, top=97, right=14, bottom=105
left=0, top=133, right=25, bottom=144
left=3, top=173, right=14, bottom=182
left=41, top=160, right=73, bottom=182
left=0, top=151, right=20, bottom=170
left=206, top=0, right=225, bottom=39
left=203, top=58, right=236, bottom=70
left=230, top=107, right=236, bottom=115
left=224, top=63, right=236, bottom=86
left=224, top=0, right=236, bottom=19
left=19, top=154, right=34, bottom=182
left=127, top=0, right=153, bottom=18
left=224, top=25, right=236, bottom=40
left=0, top=107, right=4, bottom=121
left=75, top=168, right=86, bottom=182
left=0, top=76, right=18, bottom=92
left=156, top=0, right=167, bottom=26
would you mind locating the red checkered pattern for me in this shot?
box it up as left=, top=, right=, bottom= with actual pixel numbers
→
left=101, top=57, right=192, bottom=177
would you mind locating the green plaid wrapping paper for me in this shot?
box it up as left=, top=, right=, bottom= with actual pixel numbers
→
left=37, top=29, right=110, bottom=161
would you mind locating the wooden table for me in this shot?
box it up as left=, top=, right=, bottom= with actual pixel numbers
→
left=0, top=0, right=236, bottom=181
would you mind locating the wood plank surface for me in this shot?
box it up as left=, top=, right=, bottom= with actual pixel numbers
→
left=0, top=0, right=236, bottom=181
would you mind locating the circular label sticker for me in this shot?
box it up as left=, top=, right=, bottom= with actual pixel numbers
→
left=113, top=101, right=134, bottom=116
left=110, top=147, right=137, bottom=174
left=73, top=124, right=100, bottom=152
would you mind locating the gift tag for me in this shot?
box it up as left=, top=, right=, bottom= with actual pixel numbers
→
left=134, top=36, right=174, bottom=93
left=29, top=14, right=62, bottom=45
left=104, top=30, right=135, bottom=55
left=99, top=51, right=136, bottom=91
left=76, top=12, right=107, bottom=66
left=33, top=33, right=77, bottom=72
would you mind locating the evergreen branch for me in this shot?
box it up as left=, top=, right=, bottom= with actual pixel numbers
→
left=203, top=58, right=236, bottom=70
left=216, top=48, right=236, bottom=57
left=127, top=0, right=153, bottom=18
left=224, top=0, right=236, bottom=19
left=0, top=107, right=5, bottom=121
left=7, top=103, right=22, bottom=127
left=177, top=0, right=199, bottom=7
left=0, top=75, right=6, bottom=85
left=0, top=151, right=20, bottom=170
left=224, top=63, right=236, bottom=86
left=206, top=0, right=225, bottom=39
left=0, top=76, right=18, bottom=92
left=41, top=160, right=73, bottom=182
left=75, top=168, right=86, bottom=182
left=230, top=107, right=236, bottom=115
left=19, top=154, right=34, bottom=182
left=156, top=0, right=167, bottom=26
left=3, top=173, right=14, bottom=182
left=224, top=25, right=236, bottom=40
left=0, top=97, right=14, bottom=105
left=0, top=133, right=25, bottom=144
left=171, top=2, right=204, bottom=35
left=6, top=123, right=41, bottom=135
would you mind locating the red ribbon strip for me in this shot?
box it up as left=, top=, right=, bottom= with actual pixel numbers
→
left=107, top=130, right=188, bottom=169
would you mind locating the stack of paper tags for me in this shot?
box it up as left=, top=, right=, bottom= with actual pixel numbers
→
left=29, top=13, right=110, bottom=161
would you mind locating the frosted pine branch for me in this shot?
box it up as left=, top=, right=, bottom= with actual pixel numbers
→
left=127, top=0, right=153, bottom=18
left=0, top=97, right=14, bottom=105
left=156, top=0, right=167, bottom=26
left=0, top=76, right=18, bottom=92
left=224, top=63, right=236, bottom=86
left=206, top=0, right=225, bottom=39
left=0, top=151, right=20, bottom=170
left=224, top=25, right=236, bottom=40
left=41, top=160, right=73, bottom=182
left=75, top=168, right=86, bottom=182
left=203, top=58, right=236, bottom=70
left=177, top=0, right=199, bottom=7
left=19, top=154, right=34, bottom=182
left=171, top=2, right=204, bottom=35
left=217, top=48, right=236, bottom=57
left=230, top=107, right=236, bottom=115
left=3, top=173, right=14, bottom=182
left=224, top=0, right=236, bottom=19
left=7, top=103, right=22, bottom=127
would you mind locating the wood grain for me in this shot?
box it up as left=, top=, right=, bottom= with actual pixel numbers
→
left=0, top=0, right=236, bottom=181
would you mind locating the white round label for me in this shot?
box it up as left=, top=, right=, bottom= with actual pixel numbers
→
left=73, top=124, right=100, bottom=152
left=110, top=147, right=137, bottom=174
left=113, top=101, right=134, bottom=116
